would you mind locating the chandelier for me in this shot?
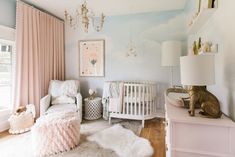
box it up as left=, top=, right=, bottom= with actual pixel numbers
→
left=126, top=40, right=137, bottom=57
left=126, top=25, right=137, bottom=57
left=64, top=1, right=105, bottom=33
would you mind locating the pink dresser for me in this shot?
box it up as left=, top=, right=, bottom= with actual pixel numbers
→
left=165, top=103, right=235, bottom=157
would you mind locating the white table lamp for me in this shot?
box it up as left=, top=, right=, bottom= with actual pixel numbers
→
left=180, top=55, right=215, bottom=86
left=161, top=41, right=181, bottom=87
left=180, top=54, right=221, bottom=118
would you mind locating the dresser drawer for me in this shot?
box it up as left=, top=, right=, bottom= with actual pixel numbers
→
left=172, top=122, right=230, bottom=154
left=172, top=150, right=219, bottom=157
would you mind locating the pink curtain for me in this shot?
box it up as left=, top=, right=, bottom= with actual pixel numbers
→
left=39, top=12, right=65, bottom=96
left=14, top=1, right=65, bottom=117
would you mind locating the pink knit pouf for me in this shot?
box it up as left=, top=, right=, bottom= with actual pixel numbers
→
left=31, top=112, right=80, bottom=157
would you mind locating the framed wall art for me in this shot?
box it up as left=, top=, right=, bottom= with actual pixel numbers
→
left=79, top=39, right=105, bottom=77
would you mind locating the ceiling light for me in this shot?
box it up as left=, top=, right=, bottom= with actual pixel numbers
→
left=64, top=1, right=105, bottom=33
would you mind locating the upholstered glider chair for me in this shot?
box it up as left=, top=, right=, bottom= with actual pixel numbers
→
left=40, top=80, right=82, bottom=121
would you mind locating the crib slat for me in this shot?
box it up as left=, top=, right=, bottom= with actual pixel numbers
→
left=127, top=84, right=129, bottom=115
left=155, top=84, right=157, bottom=114
left=123, top=85, right=126, bottom=114
left=152, top=86, right=154, bottom=115
left=152, top=85, right=154, bottom=114
left=142, top=86, right=145, bottom=115
left=147, top=85, right=149, bottom=115
left=138, top=85, right=141, bottom=115
left=130, top=85, right=133, bottom=115
left=134, top=85, right=137, bottom=115
left=150, top=86, right=152, bottom=115
left=150, top=85, right=152, bottom=115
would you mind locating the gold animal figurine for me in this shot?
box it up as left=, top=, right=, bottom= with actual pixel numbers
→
left=188, top=86, right=222, bottom=118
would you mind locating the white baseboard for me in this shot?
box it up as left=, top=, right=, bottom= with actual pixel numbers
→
left=0, top=108, right=11, bottom=132
left=0, top=121, right=9, bottom=132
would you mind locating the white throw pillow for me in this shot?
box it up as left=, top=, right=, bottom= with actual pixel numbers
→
left=61, top=80, right=78, bottom=97
left=48, top=80, right=63, bottom=100
left=51, top=95, right=75, bottom=105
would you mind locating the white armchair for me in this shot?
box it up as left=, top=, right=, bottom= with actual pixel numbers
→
left=40, top=80, right=82, bottom=121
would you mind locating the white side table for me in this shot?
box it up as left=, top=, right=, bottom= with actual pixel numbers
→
left=84, top=97, right=102, bottom=120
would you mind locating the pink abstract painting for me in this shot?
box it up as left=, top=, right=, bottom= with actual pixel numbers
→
left=79, top=40, right=105, bottom=76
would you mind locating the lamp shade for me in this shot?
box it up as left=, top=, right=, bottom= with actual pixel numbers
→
left=180, top=55, right=215, bottom=86
left=161, top=41, right=181, bottom=66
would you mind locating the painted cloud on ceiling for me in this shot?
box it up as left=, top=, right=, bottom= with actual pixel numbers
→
left=140, top=13, right=187, bottom=42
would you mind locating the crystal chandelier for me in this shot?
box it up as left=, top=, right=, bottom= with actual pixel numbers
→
left=64, top=1, right=105, bottom=33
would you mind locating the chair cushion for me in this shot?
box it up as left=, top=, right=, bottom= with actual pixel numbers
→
left=46, top=103, right=78, bottom=114
left=51, top=95, right=75, bottom=105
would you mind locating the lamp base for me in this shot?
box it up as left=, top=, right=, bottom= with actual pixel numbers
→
left=188, top=86, right=222, bottom=118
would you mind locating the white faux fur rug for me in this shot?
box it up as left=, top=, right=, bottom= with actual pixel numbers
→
left=0, top=119, right=145, bottom=157
left=88, top=124, right=154, bottom=157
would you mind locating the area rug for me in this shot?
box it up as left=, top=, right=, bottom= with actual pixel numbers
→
left=0, top=119, right=144, bottom=157
left=88, top=124, right=154, bottom=157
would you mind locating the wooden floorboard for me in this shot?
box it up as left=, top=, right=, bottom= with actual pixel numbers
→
left=140, top=118, right=166, bottom=157
left=0, top=131, right=10, bottom=138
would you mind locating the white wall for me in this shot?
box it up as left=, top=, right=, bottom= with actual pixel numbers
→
left=65, top=11, right=187, bottom=102
left=0, top=0, right=16, bottom=28
left=188, top=0, right=235, bottom=121
left=0, top=108, right=11, bottom=132
left=0, top=25, right=15, bottom=41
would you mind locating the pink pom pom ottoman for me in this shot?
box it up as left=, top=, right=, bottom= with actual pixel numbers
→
left=31, top=112, right=80, bottom=157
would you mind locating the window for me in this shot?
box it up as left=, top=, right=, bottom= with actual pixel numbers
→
left=0, top=39, right=15, bottom=109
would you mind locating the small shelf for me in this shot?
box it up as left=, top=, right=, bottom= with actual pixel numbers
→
left=188, top=8, right=217, bottom=34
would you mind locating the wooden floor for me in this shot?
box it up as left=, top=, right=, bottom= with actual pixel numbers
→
left=0, top=130, right=9, bottom=138
left=140, top=118, right=166, bottom=157
left=0, top=118, right=166, bottom=157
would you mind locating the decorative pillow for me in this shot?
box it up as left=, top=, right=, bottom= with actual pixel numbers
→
left=48, top=80, right=80, bottom=101
left=48, top=80, right=63, bottom=100
left=61, top=80, right=78, bottom=97
left=51, top=95, right=75, bottom=105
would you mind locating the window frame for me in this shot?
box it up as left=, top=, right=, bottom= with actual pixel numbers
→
left=0, top=25, right=15, bottom=109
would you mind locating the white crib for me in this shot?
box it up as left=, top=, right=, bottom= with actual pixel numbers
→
left=103, top=81, right=157, bottom=127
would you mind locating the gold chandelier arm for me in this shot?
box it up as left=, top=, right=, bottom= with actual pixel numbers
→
left=91, top=13, right=105, bottom=32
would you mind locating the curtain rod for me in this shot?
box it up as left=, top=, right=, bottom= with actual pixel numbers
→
left=17, top=0, right=64, bottom=22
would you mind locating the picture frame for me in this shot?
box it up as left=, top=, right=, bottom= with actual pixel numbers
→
left=79, top=39, right=105, bottom=77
